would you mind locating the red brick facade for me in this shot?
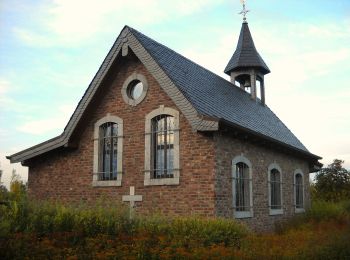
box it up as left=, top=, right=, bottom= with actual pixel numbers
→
left=27, top=51, right=216, bottom=216
left=26, top=51, right=310, bottom=231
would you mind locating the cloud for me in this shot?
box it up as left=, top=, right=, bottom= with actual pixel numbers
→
left=180, top=18, right=350, bottom=172
left=14, top=0, right=225, bottom=47
left=16, top=104, right=75, bottom=135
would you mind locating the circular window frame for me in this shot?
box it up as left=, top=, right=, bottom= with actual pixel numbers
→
left=121, top=73, right=148, bottom=106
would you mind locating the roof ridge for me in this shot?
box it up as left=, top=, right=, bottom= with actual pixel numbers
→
left=128, top=26, right=237, bottom=89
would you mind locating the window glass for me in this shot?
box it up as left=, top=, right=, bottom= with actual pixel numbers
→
left=99, top=122, right=118, bottom=180
left=270, top=169, right=282, bottom=210
left=151, top=115, right=175, bottom=179
left=128, top=80, right=143, bottom=100
left=295, top=174, right=304, bottom=208
left=235, top=162, right=251, bottom=212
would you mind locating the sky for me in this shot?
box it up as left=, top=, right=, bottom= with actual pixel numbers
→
left=1, top=0, right=349, bottom=188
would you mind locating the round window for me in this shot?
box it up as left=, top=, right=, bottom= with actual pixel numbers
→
left=128, top=80, right=144, bottom=100
left=122, top=73, right=148, bottom=106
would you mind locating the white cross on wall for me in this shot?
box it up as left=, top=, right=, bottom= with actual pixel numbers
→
left=122, top=186, right=142, bottom=218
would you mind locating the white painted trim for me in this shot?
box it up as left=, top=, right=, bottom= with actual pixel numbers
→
left=144, top=106, right=180, bottom=186
left=232, top=154, right=253, bottom=218
left=121, top=72, right=148, bottom=106
left=268, top=163, right=284, bottom=216
left=92, top=114, right=123, bottom=187
left=294, top=169, right=305, bottom=213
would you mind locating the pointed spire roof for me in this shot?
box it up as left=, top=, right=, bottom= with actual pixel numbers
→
left=224, top=22, right=270, bottom=75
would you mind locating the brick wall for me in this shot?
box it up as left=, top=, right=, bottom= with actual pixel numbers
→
left=27, top=50, right=216, bottom=216
left=26, top=49, right=311, bottom=232
left=214, top=131, right=310, bottom=232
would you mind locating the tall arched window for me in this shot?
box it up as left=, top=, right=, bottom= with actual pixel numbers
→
left=294, top=170, right=304, bottom=212
left=268, top=163, right=283, bottom=215
left=145, top=106, right=180, bottom=186
left=93, top=115, right=123, bottom=187
left=232, top=155, right=253, bottom=218
left=99, top=122, right=118, bottom=180
left=151, top=115, right=175, bottom=179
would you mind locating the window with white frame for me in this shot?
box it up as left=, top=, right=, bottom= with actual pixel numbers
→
left=232, top=155, right=253, bottom=218
left=268, top=163, right=283, bottom=215
left=144, top=106, right=180, bottom=186
left=294, top=170, right=304, bottom=212
left=93, top=115, right=123, bottom=187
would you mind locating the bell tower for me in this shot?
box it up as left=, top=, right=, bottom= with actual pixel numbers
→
left=224, top=1, right=270, bottom=105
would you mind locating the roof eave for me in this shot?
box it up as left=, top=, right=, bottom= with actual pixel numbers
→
left=218, top=118, right=322, bottom=161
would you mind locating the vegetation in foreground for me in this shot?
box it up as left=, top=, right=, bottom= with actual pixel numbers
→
left=0, top=160, right=349, bottom=259
left=0, top=191, right=349, bottom=259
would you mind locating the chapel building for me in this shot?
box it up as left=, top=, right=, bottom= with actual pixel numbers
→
left=7, top=19, right=321, bottom=231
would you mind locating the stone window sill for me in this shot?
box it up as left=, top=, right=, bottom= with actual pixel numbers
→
left=295, top=208, right=305, bottom=213
left=144, top=177, right=179, bottom=186
left=269, top=209, right=284, bottom=216
left=234, top=211, right=253, bottom=219
left=92, top=180, right=122, bottom=187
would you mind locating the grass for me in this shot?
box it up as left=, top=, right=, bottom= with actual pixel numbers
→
left=0, top=189, right=349, bottom=259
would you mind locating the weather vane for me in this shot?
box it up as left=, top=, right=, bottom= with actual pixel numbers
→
left=239, top=0, right=250, bottom=22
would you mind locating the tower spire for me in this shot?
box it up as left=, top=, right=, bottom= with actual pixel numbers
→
left=224, top=1, right=270, bottom=105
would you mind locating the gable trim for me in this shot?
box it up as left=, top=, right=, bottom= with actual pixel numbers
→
left=7, top=26, right=218, bottom=164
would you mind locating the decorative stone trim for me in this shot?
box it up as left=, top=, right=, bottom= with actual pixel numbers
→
left=267, top=163, right=284, bottom=215
left=121, top=72, right=148, bottom=106
left=92, top=114, right=123, bottom=187
left=294, top=169, right=305, bottom=213
left=144, top=106, right=180, bottom=186
left=232, top=154, right=253, bottom=218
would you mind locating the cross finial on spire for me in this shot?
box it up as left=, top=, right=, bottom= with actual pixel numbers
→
left=239, top=0, right=250, bottom=22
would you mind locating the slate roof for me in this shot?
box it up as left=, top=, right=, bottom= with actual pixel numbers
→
left=224, top=22, right=270, bottom=75
left=7, top=25, right=321, bottom=164
left=129, top=26, right=310, bottom=154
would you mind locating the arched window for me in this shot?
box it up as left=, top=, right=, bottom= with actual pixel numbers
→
left=93, top=115, right=123, bottom=187
left=151, top=115, right=175, bottom=179
left=268, top=163, right=283, bottom=215
left=99, top=122, right=118, bottom=180
left=294, top=170, right=304, bottom=212
left=232, top=155, right=253, bottom=218
left=144, top=106, right=180, bottom=186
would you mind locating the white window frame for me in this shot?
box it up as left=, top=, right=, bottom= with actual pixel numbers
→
left=232, top=155, right=253, bottom=218
left=92, top=114, right=123, bottom=187
left=268, top=163, right=284, bottom=215
left=294, top=169, right=305, bottom=213
left=144, top=106, right=180, bottom=186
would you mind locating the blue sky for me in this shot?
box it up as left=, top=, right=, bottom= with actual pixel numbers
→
left=1, top=0, right=350, bottom=187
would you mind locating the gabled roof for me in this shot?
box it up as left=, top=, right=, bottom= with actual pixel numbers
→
left=224, top=22, right=270, bottom=75
left=7, top=25, right=320, bottom=164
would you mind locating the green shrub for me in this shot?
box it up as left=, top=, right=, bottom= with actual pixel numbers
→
left=306, top=200, right=346, bottom=221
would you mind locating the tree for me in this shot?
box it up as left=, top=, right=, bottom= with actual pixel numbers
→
left=314, top=159, right=350, bottom=202
left=10, top=169, right=26, bottom=198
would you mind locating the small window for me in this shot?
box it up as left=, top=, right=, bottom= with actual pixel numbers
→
left=232, top=156, right=253, bottom=218
left=128, top=80, right=144, bottom=100
left=295, top=172, right=304, bottom=212
left=121, top=73, right=148, bottom=106
left=268, top=166, right=283, bottom=215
